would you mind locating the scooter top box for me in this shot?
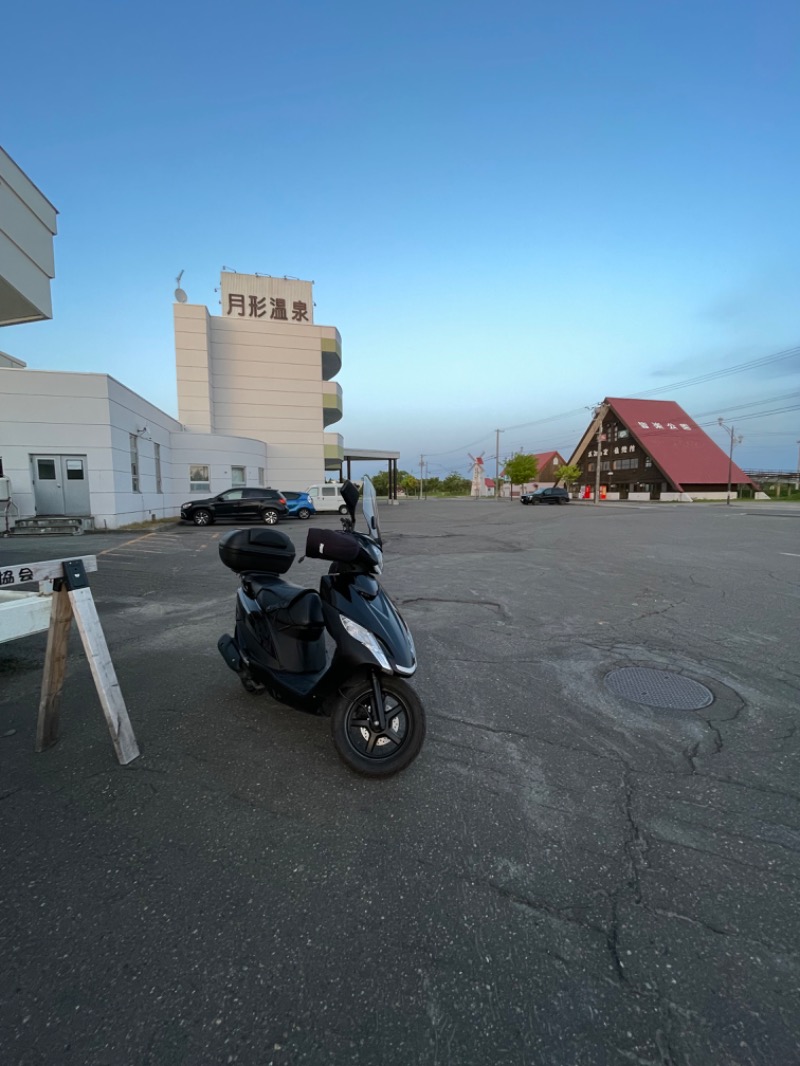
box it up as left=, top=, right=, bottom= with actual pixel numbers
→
left=219, top=528, right=296, bottom=574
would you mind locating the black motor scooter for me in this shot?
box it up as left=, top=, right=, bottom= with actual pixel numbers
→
left=217, top=477, right=426, bottom=776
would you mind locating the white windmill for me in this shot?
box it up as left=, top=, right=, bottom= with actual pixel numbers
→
left=468, top=452, right=489, bottom=497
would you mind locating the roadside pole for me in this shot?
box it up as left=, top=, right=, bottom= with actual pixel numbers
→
left=719, top=418, right=743, bottom=506
left=495, top=429, right=501, bottom=500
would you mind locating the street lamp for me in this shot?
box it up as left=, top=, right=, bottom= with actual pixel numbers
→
left=718, top=418, right=743, bottom=506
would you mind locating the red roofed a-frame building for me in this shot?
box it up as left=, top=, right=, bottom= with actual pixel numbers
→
left=567, top=398, right=756, bottom=501
left=532, top=450, right=567, bottom=483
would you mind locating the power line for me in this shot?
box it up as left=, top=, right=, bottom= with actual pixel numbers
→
left=497, top=345, right=800, bottom=436
left=633, top=344, right=800, bottom=398
left=424, top=431, right=497, bottom=459
left=480, top=343, right=797, bottom=439
left=691, top=390, right=800, bottom=420
left=421, top=342, right=800, bottom=463
left=501, top=408, right=588, bottom=433
left=741, top=431, right=800, bottom=438
left=698, top=403, right=800, bottom=427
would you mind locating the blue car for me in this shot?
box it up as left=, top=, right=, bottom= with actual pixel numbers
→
left=281, top=491, right=316, bottom=519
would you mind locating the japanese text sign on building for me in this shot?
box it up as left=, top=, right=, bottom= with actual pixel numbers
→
left=637, top=421, right=691, bottom=431
left=220, top=272, right=314, bottom=325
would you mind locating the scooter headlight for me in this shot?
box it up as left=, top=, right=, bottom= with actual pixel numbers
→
left=341, top=616, right=391, bottom=671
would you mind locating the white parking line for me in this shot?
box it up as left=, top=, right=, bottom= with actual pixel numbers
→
left=99, top=532, right=157, bottom=555
left=780, top=552, right=800, bottom=557
left=103, top=549, right=170, bottom=555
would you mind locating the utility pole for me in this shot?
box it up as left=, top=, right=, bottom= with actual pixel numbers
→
left=495, top=429, right=501, bottom=501
left=419, top=455, right=424, bottom=501
left=718, top=418, right=743, bottom=505
left=796, top=439, right=800, bottom=491
left=594, top=410, right=603, bottom=506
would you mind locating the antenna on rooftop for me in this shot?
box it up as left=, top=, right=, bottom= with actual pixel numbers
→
left=174, top=270, right=187, bottom=304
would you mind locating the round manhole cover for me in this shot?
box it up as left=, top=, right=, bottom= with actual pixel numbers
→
left=604, top=667, right=713, bottom=710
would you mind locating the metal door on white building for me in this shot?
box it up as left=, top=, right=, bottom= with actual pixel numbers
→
left=32, top=455, right=91, bottom=515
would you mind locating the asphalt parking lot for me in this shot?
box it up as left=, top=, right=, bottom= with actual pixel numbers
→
left=1, top=500, right=799, bottom=1066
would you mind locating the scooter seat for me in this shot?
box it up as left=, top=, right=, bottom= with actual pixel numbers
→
left=246, top=577, right=325, bottom=635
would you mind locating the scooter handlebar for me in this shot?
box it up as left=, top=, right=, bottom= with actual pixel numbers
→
left=305, top=527, right=362, bottom=563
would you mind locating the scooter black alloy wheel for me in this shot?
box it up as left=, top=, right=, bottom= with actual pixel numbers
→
left=330, top=677, right=426, bottom=777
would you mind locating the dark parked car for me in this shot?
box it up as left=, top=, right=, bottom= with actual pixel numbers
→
left=180, top=488, right=288, bottom=526
left=521, top=487, right=570, bottom=506
left=280, top=491, right=316, bottom=520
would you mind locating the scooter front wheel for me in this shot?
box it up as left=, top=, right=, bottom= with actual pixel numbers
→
left=330, top=676, right=426, bottom=777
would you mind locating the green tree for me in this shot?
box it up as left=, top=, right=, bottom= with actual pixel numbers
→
left=401, top=474, right=419, bottom=496
left=554, top=463, right=582, bottom=490
left=369, top=470, right=390, bottom=495
left=442, top=471, right=471, bottom=495
left=362, top=470, right=414, bottom=496
left=503, top=453, right=539, bottom=498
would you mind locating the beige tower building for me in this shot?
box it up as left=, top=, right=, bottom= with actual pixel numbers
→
left=174, top=272, right=344, bottom=491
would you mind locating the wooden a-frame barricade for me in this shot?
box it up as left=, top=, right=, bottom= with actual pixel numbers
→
left=0, top=556, right=139, bottom=765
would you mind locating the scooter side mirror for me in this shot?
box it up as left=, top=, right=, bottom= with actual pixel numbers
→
left=340, top=480, right=359, bottom=523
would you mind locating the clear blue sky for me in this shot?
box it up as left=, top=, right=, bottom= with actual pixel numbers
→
left=3, top=0, right=799, bottom=478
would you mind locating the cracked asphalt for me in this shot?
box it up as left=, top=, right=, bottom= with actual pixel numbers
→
left=1, top=500, right=798, bottom=1066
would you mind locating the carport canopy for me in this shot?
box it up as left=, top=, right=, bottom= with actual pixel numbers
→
left=341, top=448, right=401, bottom=500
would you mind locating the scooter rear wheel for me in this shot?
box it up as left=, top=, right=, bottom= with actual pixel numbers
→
left=330, top=676, right=426, bottom=777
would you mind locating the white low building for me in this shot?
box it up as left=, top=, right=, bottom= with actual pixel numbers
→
left=0, top=150, right=347, bottom=530
left=0, top=365, right=268, bottom=530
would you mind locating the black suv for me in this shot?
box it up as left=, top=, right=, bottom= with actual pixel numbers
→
left=180, top=488, right=288, bottom=526
left=520, top=487, right=570, bottom=506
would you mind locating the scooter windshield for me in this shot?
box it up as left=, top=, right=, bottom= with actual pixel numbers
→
left=361, top=476, right=382, bottom=546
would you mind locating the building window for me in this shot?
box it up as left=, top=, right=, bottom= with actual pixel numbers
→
left=130, top=433, right=140, bottom=493
left=645, top=458, right=652, bottom=468
left=190, top=464, right=210, bottom=492
left=600, top=460, right=612, bottom=472
left=258, top=467, right=265, bottom=487
left=587, top=462, right=596, bottom=472
left=614, top=458, right=639, bottom=470
left=154, top=443, right=163, bottom=494
left=231, top=465, right=246, bottom=487
left=619, top=428, right=629, bottom=439
left=65, top=459, right=85, bottom=480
